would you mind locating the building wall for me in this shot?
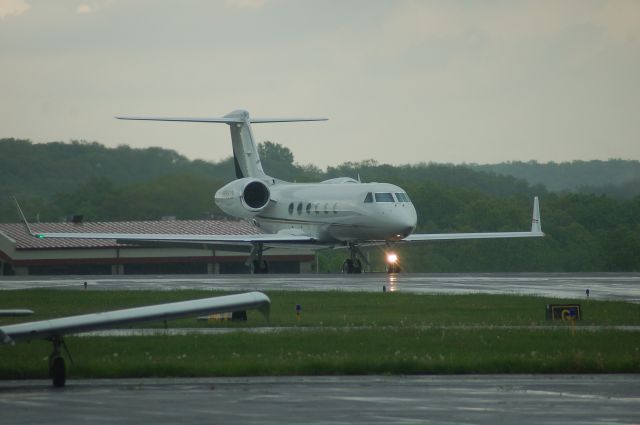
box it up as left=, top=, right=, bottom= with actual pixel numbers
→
left=1, top=247, right=313, bottom=275
left=0, top=228, right=314, bottom=275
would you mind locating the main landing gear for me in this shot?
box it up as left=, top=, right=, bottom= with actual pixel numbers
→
left=49, top=336, right=70, bottom=387
left=248, top=243, right=269, bottom=274
left=342, top=258, right=362, bottom=274
left=252, top=259, right=269, bottom=274
left=342, top=243, right=364, bottom=274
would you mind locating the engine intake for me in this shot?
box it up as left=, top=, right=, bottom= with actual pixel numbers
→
left=214, top=177, right=271, bottom=218
left=243, top=180, right=270, bottom=211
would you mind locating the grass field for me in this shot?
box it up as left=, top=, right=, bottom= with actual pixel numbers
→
left=1, top=289, right=639, bottom=379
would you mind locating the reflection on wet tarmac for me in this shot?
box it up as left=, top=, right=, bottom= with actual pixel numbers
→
left=1, top=273, right=639, bottom=302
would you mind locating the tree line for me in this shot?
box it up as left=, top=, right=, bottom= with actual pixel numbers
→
left=1, top=138, right=638, bottom=272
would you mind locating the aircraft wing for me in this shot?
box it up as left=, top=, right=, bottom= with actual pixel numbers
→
left=12, top=196, right=315, bottom=247
left=402, top=230, right=543, bottom=242
left=401, top=196, right=544, bottom=243
left=31, top=231, right=316, bottom=246
left=0, top=292, right=270, bottom=344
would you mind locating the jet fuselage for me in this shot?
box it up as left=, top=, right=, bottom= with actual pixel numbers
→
left=215, top=178, right=417, bottom=244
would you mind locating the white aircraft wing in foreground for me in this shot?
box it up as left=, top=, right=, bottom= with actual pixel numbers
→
left=0, top=291, right=270, bottom=387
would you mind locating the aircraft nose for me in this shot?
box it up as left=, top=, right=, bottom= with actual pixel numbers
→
left=391, top=205, right=417, bottom=238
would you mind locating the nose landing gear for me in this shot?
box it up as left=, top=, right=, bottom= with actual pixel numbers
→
left=386, top=252, right=401, bottom=274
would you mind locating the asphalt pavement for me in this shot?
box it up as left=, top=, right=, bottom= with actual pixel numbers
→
left=1, top=375, right=638, bottom=425
left=1, top=273, right=639, bottom=302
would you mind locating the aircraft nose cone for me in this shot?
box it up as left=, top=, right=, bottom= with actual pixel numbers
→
left=403, top=225, right=416, bottom=237
left=390, top=206, right=417, bottom=238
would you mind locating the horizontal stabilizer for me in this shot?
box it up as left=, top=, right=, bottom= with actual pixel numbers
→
left=116, top=109, right=326, bottom=179
left=116, top=116, right=328, bottom=124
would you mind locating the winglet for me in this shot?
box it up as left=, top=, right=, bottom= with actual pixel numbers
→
left=258, top=300, right=271, bottom=322
left=0, top=329, right=15, bottom=346
left=249, top=291, right=271, bottom=321
left=12, top=196, right=37, bottom=237
left=531, top=196, right=542, bottom=234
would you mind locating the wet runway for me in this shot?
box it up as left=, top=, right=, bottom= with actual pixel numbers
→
left=1, top=375, right=638, bottom=425
left=2, top=276, right=639, bottom=423
left=1, top=273, right=639, bottom=302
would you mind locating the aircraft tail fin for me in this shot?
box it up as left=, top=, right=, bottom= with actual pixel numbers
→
left=117, top=110, right=327, bottom=179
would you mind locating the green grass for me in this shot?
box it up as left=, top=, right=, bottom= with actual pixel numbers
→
left=1, top=289, right=639, bottom=379
left=1, top=289, right=638, bottom=327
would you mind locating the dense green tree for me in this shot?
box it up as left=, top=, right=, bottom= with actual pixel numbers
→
left=2, top=138, right=639, bottom=271
left=472, top=159, right=640, bottom=197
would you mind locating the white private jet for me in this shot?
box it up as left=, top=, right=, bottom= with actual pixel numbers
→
left=0, top=291, right=270, bottom=387
left=21, top=110, right=543, bottom=273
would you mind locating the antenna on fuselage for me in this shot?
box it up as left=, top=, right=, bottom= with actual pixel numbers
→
left=116, top=110, right=327, bottom=179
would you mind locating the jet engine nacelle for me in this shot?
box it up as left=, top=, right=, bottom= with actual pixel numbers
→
left=215, top=177, right=271, bottom=218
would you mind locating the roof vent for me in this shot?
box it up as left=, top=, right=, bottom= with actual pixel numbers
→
left=66, top=214, right=83, bottom=224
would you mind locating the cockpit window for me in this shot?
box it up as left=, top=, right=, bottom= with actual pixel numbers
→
left=374, top=192, right=395, bottom=202
left=364, top=192, right=373, bottom=203
left=395, top=192, right=411, bottom=203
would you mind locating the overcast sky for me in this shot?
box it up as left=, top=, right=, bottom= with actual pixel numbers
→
left=1, top=0, right=639, bottom=168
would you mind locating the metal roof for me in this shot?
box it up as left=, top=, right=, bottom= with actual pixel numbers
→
left=0, top=220, right=261, bottom=250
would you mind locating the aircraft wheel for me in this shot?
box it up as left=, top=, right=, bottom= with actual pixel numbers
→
left=342, top=259, right=353, bottom=273
left=252, top=260, right=269, bottom=274
left=387, top=264, right=401, bottom=274
left=50, top=356, right=66, bottom=388
left=353, top=259, right=362, bottom=274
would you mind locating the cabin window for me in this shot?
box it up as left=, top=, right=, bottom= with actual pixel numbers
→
left=364, top=192, right=373, bottom=203
left=306, top=203, right=312, bottom=214
left=288, top=202, right=294, bottom=214
left=297, top=202, right=303, bottom=214
left=374, top=192, right=395, bottom=203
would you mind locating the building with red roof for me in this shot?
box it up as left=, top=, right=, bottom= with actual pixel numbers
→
left=0, top=220, right=314, bottom=275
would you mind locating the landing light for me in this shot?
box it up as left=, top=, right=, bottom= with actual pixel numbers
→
left=386, top=253, right=398, bottom=264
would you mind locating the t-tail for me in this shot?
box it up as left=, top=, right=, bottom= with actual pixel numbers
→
left=116, top=110, right=327, bottom=179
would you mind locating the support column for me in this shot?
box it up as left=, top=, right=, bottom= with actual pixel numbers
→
left=300, top=260, right=312, bottom=274
left=111, top=264, right=124, bottom=275
left=208, top=249, right=220, bottom=274
left=14, top=266, right=29, bottom=276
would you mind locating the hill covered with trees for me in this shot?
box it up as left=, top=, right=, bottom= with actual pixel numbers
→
left=1, top=138, right=638, bottom=272
left=470, top=160, right=640, bottom=198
